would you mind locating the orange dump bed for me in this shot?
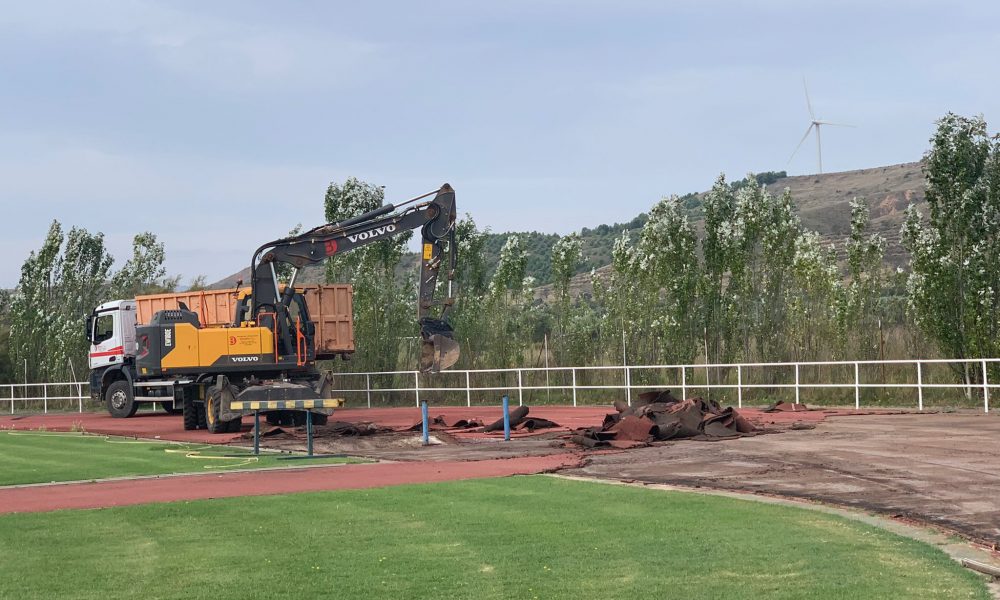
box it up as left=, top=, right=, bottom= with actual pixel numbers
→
left=135, top=285, right=355, bottom=357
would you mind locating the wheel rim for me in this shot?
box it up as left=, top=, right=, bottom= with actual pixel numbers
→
left=110, top=390, right=127, bottom=410
left=207, top=394, right=216, bottom=427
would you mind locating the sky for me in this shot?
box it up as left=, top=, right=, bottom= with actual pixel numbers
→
left=2, top=0, right=998, bottom=288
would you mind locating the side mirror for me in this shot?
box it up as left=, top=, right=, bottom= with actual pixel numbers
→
left=85, top=314, right=94, bottom=343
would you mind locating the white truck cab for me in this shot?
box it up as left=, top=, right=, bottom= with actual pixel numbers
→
left=86, top=300, right=137, bottom=370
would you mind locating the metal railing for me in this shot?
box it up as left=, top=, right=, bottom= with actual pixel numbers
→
left=3, top=382, right=89, bottom=414
left=4, top=358, right=997, bottom=414
left=325, top=358, right=1000, bottom=412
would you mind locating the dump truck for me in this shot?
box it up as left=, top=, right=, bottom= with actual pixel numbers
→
left=86, top=184, right=459, bottom=432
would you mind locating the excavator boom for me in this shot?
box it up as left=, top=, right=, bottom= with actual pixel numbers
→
left=247, top=184, right=459, bottom=372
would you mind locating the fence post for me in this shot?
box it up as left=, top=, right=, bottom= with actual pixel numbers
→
left=794, top=364, right=800, bottom=405
left=854, top=362, right=860, bottom=410
left=10, top=386, right=14, bottom=415
left=681, top=366, right=687, bottom=399
left=43, top=384, right=48, bottom=414
left=571, top=369, right=577, bottom=407
left=517, top=369, right=523, bottom=407
left=983, top=360, right=990, bottom=414
left=916, top=362, right=923, bottom=412
left=78, top=382, right=83, bottom=413
left=625, top=366, right=632, bottom=406
left=737, top=365, right=743, bottom=408
left=366, top=374, right=372, bottom=409
left=414, top=371, right=420, bottom=408
left=466, top=371, right=472, bottom=407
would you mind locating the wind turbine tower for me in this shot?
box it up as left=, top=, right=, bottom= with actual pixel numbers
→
left=788, top=79, right=854, bottom=174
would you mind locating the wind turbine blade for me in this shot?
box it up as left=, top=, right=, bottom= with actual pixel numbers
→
left=787, top=123, right=814, bottom=164
left=802, top=77, right=815, bottom=120
left=815, top=121, right=855, bottom=128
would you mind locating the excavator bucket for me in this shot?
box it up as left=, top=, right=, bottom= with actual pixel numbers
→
left=419, top=318, right=460, bottom=372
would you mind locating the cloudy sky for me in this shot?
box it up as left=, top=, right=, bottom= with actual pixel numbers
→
left=2, top=1, right=998, bottom=287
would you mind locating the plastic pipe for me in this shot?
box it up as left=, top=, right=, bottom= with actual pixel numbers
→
left=503, top=395, right=511, bottom=441
left=421, top=401, right=429, bottom=445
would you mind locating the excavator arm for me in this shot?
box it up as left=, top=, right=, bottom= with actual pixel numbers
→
left=246, top=184, right=459, bottom=372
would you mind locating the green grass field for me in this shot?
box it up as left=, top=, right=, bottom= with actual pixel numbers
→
left=0, top=431, right=359, bottom=485
left=0, top=476, right=987, bottom=599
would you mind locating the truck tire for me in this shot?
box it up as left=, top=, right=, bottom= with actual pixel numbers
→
left=106, top=380, right=138, bottom=418
left=182, top=397, right=200, bottom=430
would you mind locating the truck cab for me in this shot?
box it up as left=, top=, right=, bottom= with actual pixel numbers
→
left=86, top=300, right=137, bottom=371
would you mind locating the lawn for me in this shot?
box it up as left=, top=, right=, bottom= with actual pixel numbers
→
left=0, top=476, right=987, bottom=599
left=0, top=431, right=358, bottom=485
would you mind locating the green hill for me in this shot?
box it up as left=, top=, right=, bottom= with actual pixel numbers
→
left=211, top=162, right=925, bottom=290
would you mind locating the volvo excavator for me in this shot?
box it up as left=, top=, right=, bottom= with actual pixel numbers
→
left=87, top=184, right=459, bottom=433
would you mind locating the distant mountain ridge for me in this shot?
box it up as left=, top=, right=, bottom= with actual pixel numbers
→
left=209, top=161, right=926, bottom=291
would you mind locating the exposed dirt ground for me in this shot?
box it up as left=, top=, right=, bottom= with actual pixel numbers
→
left=568, top=413, right=1000, bottom=548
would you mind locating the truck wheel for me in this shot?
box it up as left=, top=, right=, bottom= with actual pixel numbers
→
left=182, top=397, right=200, bottom=430
left=106, top=380, right=138, bottom=418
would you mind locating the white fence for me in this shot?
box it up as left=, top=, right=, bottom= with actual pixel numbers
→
left=4, top=358, right=998, bottom=414
left=326, top=358, right=999, bottom=413
left=4, top=382, right=88, bottom=414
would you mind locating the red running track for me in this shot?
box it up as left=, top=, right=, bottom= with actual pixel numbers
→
left=0, top=453, right=583, bottom=514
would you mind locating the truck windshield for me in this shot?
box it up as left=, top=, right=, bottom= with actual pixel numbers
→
left=93, top=313, right=114, bottom=345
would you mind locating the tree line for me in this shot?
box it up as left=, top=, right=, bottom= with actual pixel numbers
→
left=2, top=113, right=997, bottom=389
left=1, top=227, right=176, bottom=384
left=329, top=113, right=999, bottom=390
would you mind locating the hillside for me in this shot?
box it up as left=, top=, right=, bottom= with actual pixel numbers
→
left=209, top=161, right=926, bottom=290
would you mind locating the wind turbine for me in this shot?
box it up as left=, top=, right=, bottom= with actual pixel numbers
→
left=788, top=79, right=854, bottom=174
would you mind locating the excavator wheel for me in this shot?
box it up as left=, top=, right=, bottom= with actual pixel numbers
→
left=182, top=397, right=199, bottom=430
left=224, top=385, right=243, bottom=433
left=205, top=388, right=223, bottom=434
left=225, top=415, right=243, bottom=433
left=205, top=385, right=241, bottom=434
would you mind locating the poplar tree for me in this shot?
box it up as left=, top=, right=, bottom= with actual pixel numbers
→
left=902, top=113, right=1000, bottom=384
